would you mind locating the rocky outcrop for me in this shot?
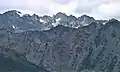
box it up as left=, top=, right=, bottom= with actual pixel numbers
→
left=0, top=47, right=49, bottom=72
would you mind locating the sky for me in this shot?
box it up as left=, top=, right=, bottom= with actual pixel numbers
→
left=0, top=0, right=120, bottom=20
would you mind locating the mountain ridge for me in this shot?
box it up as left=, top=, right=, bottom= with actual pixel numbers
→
left=0, top=10, right=109, bottom=31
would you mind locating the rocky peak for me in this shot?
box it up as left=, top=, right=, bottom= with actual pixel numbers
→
left=78, top=14, right=95, bottom=22
left=55, top=12, right=67, bottom=17
left=104, top=18, right=120, bottom=29
left=32, top=14, right=39, bottom=20
left=80, top=14, right=94, bottom=19
left=78, top=14, right=95, bottom=26
left=108, top=18, right=119, bottom=23
left=54, top=12, right=67, bottom=21
left=68, top=15, right=77, bottom=20
left=22, top=14, right=31, bottom=19
left=3, top=10, right=21, bottom=17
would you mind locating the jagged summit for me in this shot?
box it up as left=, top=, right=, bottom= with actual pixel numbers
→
left=3, top=10, right=20, bottom=14
left=0, top=10, right=118, bottom=32
left=109, top=18, right=119, bottom=23
left=80, top=14, right=94, bottom=19
left=55, top=12, right=67, bottom=17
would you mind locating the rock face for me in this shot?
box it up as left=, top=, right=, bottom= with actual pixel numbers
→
left=0, top=48, right=49, bottom=72
left=0, top=10, right=120, bottom=72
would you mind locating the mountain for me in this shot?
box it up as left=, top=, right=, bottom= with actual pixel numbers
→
left=0, top=10, right=108, bottom=32
left=0, top=10, right=120, bottom=72
left=0, top=47, right=49, bottom=72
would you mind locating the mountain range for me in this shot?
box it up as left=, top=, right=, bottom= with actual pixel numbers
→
left=0, top=10, right=120, bottom=72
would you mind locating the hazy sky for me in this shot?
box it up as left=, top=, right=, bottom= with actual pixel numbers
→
left=0, top=0, right=120, bottom=20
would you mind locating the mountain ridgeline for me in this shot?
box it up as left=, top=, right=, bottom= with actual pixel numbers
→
left=0, top=10, right=120, bottom=72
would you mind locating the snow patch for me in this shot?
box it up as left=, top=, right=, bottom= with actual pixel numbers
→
left=75, top=25, right=80, bottom=29
left=16, top=11, right=23, bottom=17
left=52, top=18, right=61, bottom=27
left=56, top=18, right=61, bottom=22
left=40, top=19, right=47, bottom=24
left=81, top=21, right=89, bottom=26
left=81, top=17, right=89, bottom=26
left=52, top=23, right=59, bottom=27
left=12, top=25, right=15, bottom=29
left=103, top=22, right=107, bottom=25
